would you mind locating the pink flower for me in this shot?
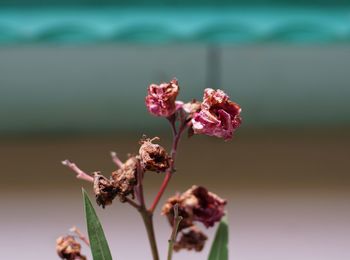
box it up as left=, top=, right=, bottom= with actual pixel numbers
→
left=192, top=88, right=242, bottom=141
left=145, top=78, right=181, bottom=117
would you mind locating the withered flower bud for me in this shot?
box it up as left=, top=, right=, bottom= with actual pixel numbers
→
left=145, top=78, right=181, bottom=117
left=93, top=172, right=118, bottom=208
left=56, top=235, right=86, bottom=260
left=174, top=227, right=208, bottom=252
left=162, top=185, right=226, bottom=229
left=139, top=137, right=170, bottom=172
left=111, top=156, right=138, bottom=202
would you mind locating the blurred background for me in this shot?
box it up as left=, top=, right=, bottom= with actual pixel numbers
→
left=0, top=0, right=350, bottom=259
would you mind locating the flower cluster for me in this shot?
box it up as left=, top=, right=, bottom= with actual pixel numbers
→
left=145, top=79, right=242, bottom=141
left=162, top=186, right=226, bottom=251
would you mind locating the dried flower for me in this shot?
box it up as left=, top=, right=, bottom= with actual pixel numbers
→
left=192, top=88, right=242, bottom=141
left=162, top=185, right=226, bottom=229
left=145, top=78, right=181, bottom=117
left=174, top=227, right=208, bottom=252
left=111, top=156, right=138, bottom=202
left=162, top=193, right=194, bottom=230
left=139, top=137, right=170, bottom=172
left=56, top=235, right=86, bottom=260
left=190, top=186, right=227, bottom=227
left=93, top=172, right=118, bottom=208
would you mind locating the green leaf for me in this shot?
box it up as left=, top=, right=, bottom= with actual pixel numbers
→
left=82, top=188, right=113, bottom=260
left=208, top=216, right=229, bottom=260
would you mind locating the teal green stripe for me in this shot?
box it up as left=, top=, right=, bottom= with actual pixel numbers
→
left=0, top=7, right=349, bottom=44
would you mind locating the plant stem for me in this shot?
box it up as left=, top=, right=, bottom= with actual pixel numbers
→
left=138, top=112, right=188, bottom=259
left=167, top=204, right=182, bottom=260
left=110, top=151, right=123, bottom=168
left=61, top=160, right=94, bottom=183
left=140, top=209, right=160, bottom=260
left=124, top=197, right=140, bottom=209
left=134, top=158, right=160, bottom=260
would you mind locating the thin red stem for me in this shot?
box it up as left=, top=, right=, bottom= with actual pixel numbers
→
left=149, top=116, right=187, bottom=213
left=110, top=151, right=124, bottom=168
left=149, top=172, right=172, bottom=213
left=61, top=160, right=94, bottom=183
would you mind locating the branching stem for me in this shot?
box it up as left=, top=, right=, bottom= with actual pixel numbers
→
left=137, top=112, right=187, bottom=260
left=62, top=110, right=188, bottom=260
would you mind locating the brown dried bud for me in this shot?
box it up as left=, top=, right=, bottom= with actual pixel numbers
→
left=139, top=137, right=170, bottom=172
left=56, top=235, right=86, bottom=260
left=93, top=172, right=118, bottom=208
left=111, top=156, right=138, bottom=202
left=162, top=185, right=227, bottom=229
left=174, top=227, right=208, bottom=252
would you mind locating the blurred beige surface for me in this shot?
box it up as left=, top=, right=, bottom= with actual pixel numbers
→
left=0, top=129, right=349, bottom=259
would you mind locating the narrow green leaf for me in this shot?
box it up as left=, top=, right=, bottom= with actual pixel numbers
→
left=82, top=188, right=113, bottom=260
left=208, top=216, right=229, bottom=260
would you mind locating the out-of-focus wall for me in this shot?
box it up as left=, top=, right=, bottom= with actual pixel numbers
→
left=1, top=46, right=350, bottom=134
